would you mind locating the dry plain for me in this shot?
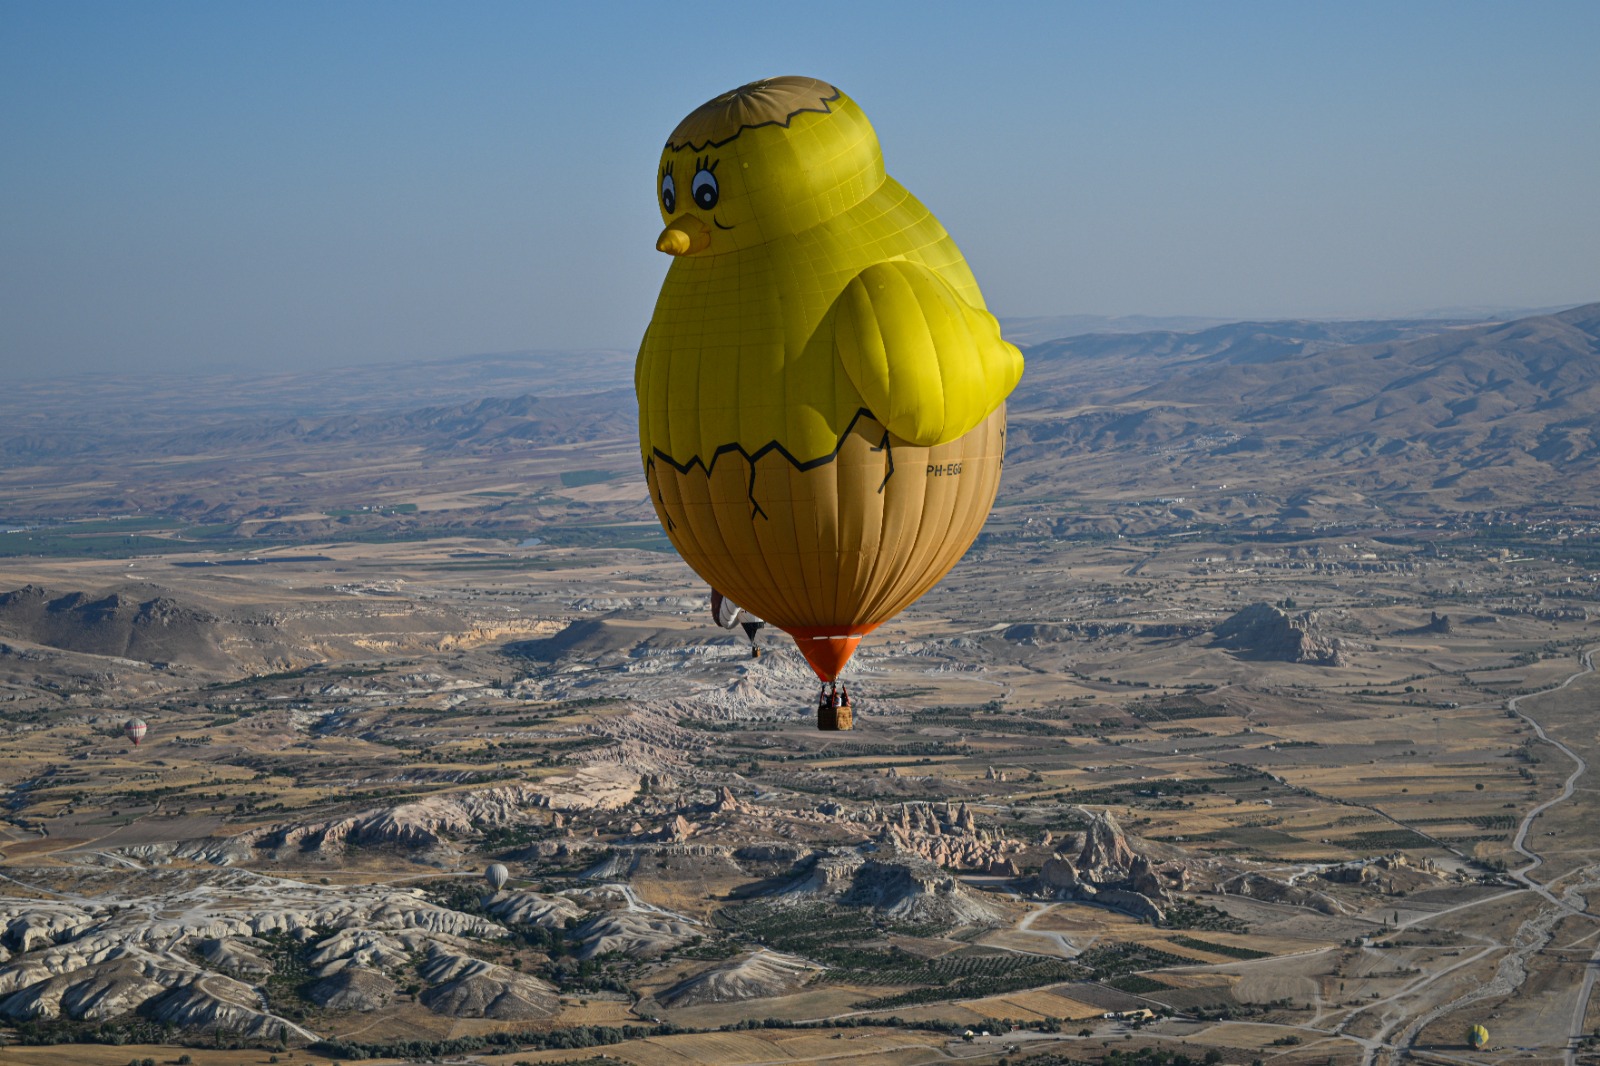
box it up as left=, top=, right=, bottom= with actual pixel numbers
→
left=2, top=311, right=1600, bottom=1066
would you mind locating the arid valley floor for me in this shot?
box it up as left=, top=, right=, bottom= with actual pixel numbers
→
left=2, top=305, right=1600, bottom=1066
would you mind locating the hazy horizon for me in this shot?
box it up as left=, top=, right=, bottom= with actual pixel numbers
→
left=3, top=0, right=1597, bottom=377
left=10, top=300, right=1597, bottom=387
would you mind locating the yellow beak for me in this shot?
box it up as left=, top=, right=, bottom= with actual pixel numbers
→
left=656, top=215, right=711, bottom=256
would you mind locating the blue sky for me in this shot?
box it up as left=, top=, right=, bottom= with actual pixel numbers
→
left=3, top=0, right=1597, bottom=375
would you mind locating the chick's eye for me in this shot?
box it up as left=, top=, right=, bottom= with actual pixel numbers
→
left=692, top=168, right=718, bottom=210
left=660, top=172, right=676, bottom=214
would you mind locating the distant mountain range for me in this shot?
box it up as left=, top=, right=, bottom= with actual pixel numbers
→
left=1006, top=302, right=1600, bottom=516
left=1015, top=303, right=1599, bottom=439
left=1000, top=314, right=1244, bottom=345
left=997, top=305, right=1577, bottom=347
left=1, top=302, right=1595, bottom=523
left=0, top=348, right=636, bottom=427
left=1, top=388, right=635, bottom=460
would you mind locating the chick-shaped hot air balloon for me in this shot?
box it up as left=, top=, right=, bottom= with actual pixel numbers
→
left=638, top=77, right=1023, bottom=711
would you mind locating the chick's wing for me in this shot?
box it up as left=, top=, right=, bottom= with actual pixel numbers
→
left=832, top=261, right=1023, bottom=447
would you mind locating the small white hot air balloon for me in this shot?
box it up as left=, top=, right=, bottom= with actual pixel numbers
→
left=123, top=718, right=148, bottom=746
left=485, top=863, right=509, bottom=892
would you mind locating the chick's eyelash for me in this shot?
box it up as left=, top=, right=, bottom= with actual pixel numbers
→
left=694, top=156, right=719, bottom=173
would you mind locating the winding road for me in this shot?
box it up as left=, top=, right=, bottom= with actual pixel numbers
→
left=1159, top=647, right=1600, bottom=1066
left=1507, top=649, right=1594, bottom=903
left=1013, top=898, right=1090, bottom=957
left=1381, top=647, right=1599, bottom=1066
left=1504, top=648, right=1599, bottom=1066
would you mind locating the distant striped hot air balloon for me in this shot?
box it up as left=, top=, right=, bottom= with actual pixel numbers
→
left=123, top=718, right=147, bottom=746
left=1467, top=1024, right=1488, bottom=1049
left=710, top=588, right=765, bottom=658
left=485, top=863, right=509, bottom=892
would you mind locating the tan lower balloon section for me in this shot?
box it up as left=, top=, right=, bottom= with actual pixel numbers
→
left=645, top=405, right=1006, bottom=680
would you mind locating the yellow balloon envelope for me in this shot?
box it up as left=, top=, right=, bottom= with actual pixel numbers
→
left=637, top=77, right=1023, bottom=691
left=1467, top=1024, right=1488, bottom=1049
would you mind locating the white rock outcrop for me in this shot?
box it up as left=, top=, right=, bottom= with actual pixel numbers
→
left=417, top=946, right=559, bottom=1020
left=780, top=847, right=1005, bottom=926
left=574, top=911, right=698, bottom=960
left=488, top=890, right=584, bottom=929
left=655, top=950, right=820, bottom=1007
left=0, top=866, right=537, bottom=1039
left=145, top=972, right=318, bottom=1041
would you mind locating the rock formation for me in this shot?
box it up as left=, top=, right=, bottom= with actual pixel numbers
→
left=734, top=843, right=809, bottom=865
left=1218, top=872, right=1347, bottom=915
left=573, top=911, right=699, bottom=960
left=146, top=972, right=319, bottom=1041
left=781, top=847, right=1005, bottom=926
left=243, top=769, right=639, bottom=862
left=1004, top=621, right=1202, bottom=644
left=650, top=814, right=697, bottom=844
left=1036, top=809, right=1186, bottom=922
left=653, top=950, right=820, bottom=1007
left=307, top=929, right=431, bottom=974
left=0, top=952, right=167, bottom=1025
left=417, top=945, right=559, bottom=1020
left=488, top=890, right=584, bottom=929
left=0, top=580, right=519, bottom=678
left=868, top=802, right=1026, bottom=873
left=710, top=786, right=745, bottom=815
left=0, top=584, right=231, bottom=670
left=196, top=936, right=272, bottom=976
left=307, top=967, right=397, bottom=1012
left=0, top=868, right=523, bottom=1037
left=1315, top=852, right=1447, bottom=895
left=1213, top=602, right=1346, bottom=665
left=526, top=764, right=642, bottom=811
left=3, top=906, right=98, bottom=954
